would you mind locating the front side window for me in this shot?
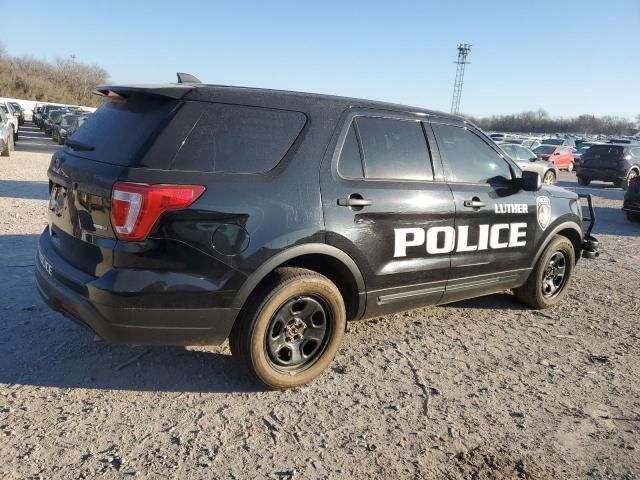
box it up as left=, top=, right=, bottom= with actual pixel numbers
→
left=355, top=117, right=433, bottom=181
left=433, top=123, right=512, bottom=183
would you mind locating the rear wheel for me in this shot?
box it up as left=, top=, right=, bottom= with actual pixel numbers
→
left=577, top=176, right=590, bottom=186
left=514, top=236, right=575, bottom=309
left=229, top=267, right=346, bottom=389
left=543, top=170, right=556, bottom=185
left=621, top=170, right=638, bottom=190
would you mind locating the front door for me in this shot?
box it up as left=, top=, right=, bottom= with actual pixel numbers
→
left=430, top=121, right=538, bottom=303
left=321, top=112, right=455, bottom=317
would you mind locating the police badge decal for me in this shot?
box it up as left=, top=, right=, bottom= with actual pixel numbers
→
left=537, top=196, right=551, bottom=230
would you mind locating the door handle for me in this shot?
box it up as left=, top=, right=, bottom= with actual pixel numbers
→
left=337, top=195, right=372, bottom=208
left=463, top=198, right=486, bottom=209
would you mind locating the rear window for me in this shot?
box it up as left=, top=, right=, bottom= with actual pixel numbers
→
left=585, top=145, right=623, bottom=157
left=173, top=104, right=306, bottom=173
left=542, top=139, right=564, bottom=145
left=534, top=145, right=555, bottom=154
left=68, top=95, right=179, bottom=166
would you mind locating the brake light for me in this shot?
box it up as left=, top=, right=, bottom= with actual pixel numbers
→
left=110, top=183, right=205, bottom=241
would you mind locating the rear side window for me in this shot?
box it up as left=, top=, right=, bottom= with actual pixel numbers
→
left=175, top=104, right=306, bottom=173
left=433, top=123, right=512, bottom=183
left=355, top=117, right=433, bottom=181
left=69, top=95, right=179, bottom=166
left=338, top=124, right=364, bottom=178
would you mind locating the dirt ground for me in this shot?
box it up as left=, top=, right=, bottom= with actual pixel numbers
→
left=0, top=124, right=639, bottom=479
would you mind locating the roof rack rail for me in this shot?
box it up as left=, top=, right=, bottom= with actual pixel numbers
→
left=176, top=72, right=201, bottom=84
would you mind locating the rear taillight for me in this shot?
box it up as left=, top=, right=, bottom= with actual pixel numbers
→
left=110, top=182, right=206, bottom=241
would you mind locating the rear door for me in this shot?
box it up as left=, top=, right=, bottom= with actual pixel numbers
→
left=321, top=111, right=455, bottom=317
left=430, top=120, right=537, bottom=303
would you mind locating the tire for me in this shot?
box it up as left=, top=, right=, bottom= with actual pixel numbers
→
left=577, top=176, right=590, bottom=186
left=229, top=267, right=346, bottom=389
left=543, top=170, right=556, bottom=185
left=621, top=170, right=638, bottom=190
left=626, top=212, right=640, bottom=222
left=514, top=236, right=575, bottom=309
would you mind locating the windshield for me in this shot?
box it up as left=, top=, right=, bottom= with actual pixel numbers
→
left=534, top=145, right=556, bottom=154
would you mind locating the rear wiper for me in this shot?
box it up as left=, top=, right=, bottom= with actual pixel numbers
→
left=65, top=139, right=95, bottom=151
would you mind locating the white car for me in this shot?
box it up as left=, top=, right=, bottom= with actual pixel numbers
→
left=0, top=102, right=19, bottom=140
left=0, top=108, right=14, bottom=156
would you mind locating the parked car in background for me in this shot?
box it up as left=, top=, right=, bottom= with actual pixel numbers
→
left=533, top=145, right=575, bottom=171
left=0, top=108, right=14, bottom=157
left=500, top=143, right=558, bottom=184
left=8, top=102, right=25, bottom=125
left=623, top=176, right=640, bottom=221
left=38, top=105, right=65, bottom=129
left=489, top=133, right=507, bottom=142
left=32, top=104, right=45, bottom=126
left=43, top=109, right=69, bottom=137
left=56, top=114, right=88, bottom=145
left=573, top=142, right=597, bottom=166
left=522, top=139, right=541, bottom=150
left=541, top=138, right=576, bottom=148
left=577, top=144, right=640, bottom=188
left=1, top=102, right=19, bottom=141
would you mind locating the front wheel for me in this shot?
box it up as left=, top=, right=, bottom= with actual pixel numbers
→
left=543, top=170, right=556, bottom=185
left=229, top=267, right=346, bottom=389
left=626, top=212, right=640, bottom=222
left=514, top=236, right=575, bottom=309
left=577, top=176, right=590, bottom=186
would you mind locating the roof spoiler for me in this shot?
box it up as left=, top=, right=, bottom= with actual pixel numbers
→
left=93, top=83, right=196, bottom=100
left=176, top=72, right=201, bottom=84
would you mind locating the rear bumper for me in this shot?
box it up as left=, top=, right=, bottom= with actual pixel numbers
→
left=35, top=230, right=238, bottom=346
left=576, top=167, right=626, bottom=182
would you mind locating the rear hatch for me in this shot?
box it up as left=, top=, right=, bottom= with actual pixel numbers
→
left=46, top=90, right=196, bottom=276
left=581, top=145, right=624, bottom=169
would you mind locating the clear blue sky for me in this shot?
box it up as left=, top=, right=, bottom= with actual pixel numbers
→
left=3, top=0, right=639, bottom=118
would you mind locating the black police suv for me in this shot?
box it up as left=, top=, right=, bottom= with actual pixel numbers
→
left=36, top=74, right=598, bottom=389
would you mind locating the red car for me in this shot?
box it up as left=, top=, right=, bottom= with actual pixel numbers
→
left=533, top=145, right=576, bottom=171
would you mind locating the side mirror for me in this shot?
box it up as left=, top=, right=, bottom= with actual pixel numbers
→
left=529, top=156, right=538, bottom=162
left=521, top=171, right=541, bottom=191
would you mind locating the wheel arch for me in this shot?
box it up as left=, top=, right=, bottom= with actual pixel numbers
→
left=231, top=244, right=367, bottom=322
left=531, top=222, right=583, bottom=267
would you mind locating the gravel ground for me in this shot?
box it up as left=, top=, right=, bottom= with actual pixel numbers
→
left=0, top=125, right=639, bottom=479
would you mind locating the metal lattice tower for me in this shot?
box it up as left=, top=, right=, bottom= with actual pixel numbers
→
left=450, top=43, right=472, bottom=114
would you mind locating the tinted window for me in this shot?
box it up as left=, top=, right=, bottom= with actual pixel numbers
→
left=338, top=124, right=364, bottom=178
left=534, top=145, right=556, bottom=154
left=586, top=145, right=623, bottom=157
left=356, top=117, right=433, bottom=181
left=433, top=124, right=512, bottom=183
left=175, top=104, right=306, bottom=173
left=542, top=138, right=564, bottom=145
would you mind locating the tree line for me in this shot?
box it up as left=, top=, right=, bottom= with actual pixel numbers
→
left=0, top=45, right=108, bottom=107
left=468, top=109, right=639, bottom=136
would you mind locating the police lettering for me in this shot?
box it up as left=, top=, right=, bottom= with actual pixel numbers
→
left=393, top=223, right=527, bottom=258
